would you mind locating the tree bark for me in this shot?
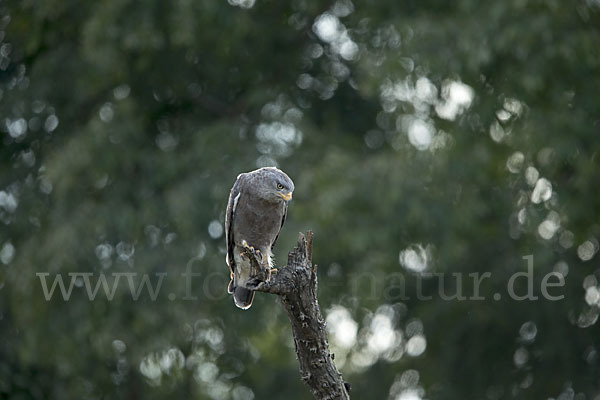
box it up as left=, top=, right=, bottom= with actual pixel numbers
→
left=245, top=231, right=350, bottom=400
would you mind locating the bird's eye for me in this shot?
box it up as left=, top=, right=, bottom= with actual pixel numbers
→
left=277, top=183, right=284, bottom=190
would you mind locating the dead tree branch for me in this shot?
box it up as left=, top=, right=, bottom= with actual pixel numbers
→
left=245, top=231, right=350, bottom=400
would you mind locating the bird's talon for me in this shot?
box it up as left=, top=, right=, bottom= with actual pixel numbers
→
left=246, top=277, right=264, bottom=289
left=242, top=240, right=259, bottom=256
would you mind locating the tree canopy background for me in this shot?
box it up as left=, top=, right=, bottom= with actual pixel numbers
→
left=1, top=0, right=600, bottom=399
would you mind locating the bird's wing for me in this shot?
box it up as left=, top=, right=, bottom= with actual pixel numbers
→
left=271, top=201, right=288, bottom=251
left=225, top=174, right=245, bottom=273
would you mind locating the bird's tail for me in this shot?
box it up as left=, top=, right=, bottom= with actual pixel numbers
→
left=233, top=287, right=255, bottom=310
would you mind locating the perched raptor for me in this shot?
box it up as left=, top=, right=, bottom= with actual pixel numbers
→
left=225, top=167, right=294, bottom=309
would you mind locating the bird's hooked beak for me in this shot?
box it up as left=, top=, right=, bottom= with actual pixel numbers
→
left=279, top=191, right=292, bottom=201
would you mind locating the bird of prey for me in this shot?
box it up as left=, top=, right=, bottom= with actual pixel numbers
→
left=225, top=167, right=294, bottom=309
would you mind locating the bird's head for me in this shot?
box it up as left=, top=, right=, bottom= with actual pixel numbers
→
left=253, top=167, right=294, bottom=204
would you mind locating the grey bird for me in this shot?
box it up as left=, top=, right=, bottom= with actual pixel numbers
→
left=225, top=167, right=294, bottom=309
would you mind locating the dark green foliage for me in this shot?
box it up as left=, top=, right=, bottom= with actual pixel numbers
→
left=1, top=0, right=600, bottom=399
